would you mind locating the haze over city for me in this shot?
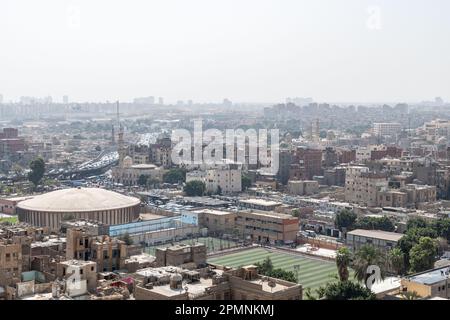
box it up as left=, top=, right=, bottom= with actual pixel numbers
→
left=1, top=0, right=450, bottom=103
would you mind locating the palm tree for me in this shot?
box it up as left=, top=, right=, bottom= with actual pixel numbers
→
left=352, top=245, right=386, bottom=288
left=388, top=247, right=405, bottom=276
left=336, top=247, right=352, bottom=282
left=401, top=291, right=420, bottom=300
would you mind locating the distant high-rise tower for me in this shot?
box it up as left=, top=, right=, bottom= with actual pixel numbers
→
left=223, top=98, right=232, bottom=107
left=63, top=95, right=69, bottom=104
left=0, top=94, right=3, bottom=104
left=158, top=97, right=164, bottom=105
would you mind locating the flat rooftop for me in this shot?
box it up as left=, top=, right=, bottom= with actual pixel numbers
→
left=139, top=213, right=166, bottom=221
left=131, top=164, right=158, bottom=169
left=370, top=277, right=401, bottom=294
left=30, top=237, right=66, bottom=248
left=182, top=197, right=231, bottom=206
left=166, top=243, right=205, bottom=251
left=125, top=253, right=155, bottom=264
left=407, top=266, right=450, bottom=285
left=60, top=259, right=96, bottom=267
left=0, top=195, right=35, bottom=202
left=136, top=266, right=184, bottom=278
left=193, top=209, right=235, bottom=216
left=347, top=229, right=404, bottom=242
left=239, top=199, right=282, bottom=207
left=248, top=278, right=291, bottom=293
left=150, top=277, right=215, bottom=297
left=242, top=210, right=296, bottom=220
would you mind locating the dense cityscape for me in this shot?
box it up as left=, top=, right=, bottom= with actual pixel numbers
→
left=1, top=96, right=450, bottom=301
left=1, top=2, right=450, bottom=316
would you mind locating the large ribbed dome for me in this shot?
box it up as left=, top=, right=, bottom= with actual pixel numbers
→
left=17, top=188, right=140, bottom=212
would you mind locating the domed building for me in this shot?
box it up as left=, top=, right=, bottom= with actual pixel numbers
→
left=17, top=188, right=140, bottom=230
left=111, top=155, right=166, bottom=186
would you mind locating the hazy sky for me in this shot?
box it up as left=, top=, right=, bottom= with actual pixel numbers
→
left=1, top=0, right=449, bottom=104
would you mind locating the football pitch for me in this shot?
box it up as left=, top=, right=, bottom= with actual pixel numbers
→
left=208, top=247, right=349, bottom=294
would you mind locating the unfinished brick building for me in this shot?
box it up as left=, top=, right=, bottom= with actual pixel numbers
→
left=154, top=243, right=207, bottom=269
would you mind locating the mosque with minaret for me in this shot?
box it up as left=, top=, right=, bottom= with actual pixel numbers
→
left=111, top=102, right=166, bottom=186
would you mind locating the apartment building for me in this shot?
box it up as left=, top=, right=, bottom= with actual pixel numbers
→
left=346, top=229, right=403, bottom=253
left=56, top=260, right=98, bottom=296
left=0, top=240, right=22, bottom=287
left=287, top=180, right=319, bottom=196
left=377, top=184, right=436, bottom=209
left=193, top=209, right=237, bottom=234
left=345, top=166, right=388, bottom=207
left=401, top=266, right=450, bottom=299
left=186, top=168, right=242, bottom=194
left=373, top=123, right=402, bottom=137
left=134, top=264, right=302, bottom=300
left=236, top=210, right=299, bottom=244
left=66, top=227, right=129, bottom=272
left=154, top=243, right=207, bottom=269
left=238, top=198, right=282, bottom=211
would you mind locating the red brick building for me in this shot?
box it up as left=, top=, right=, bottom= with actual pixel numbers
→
left=289, top=148, right=322, bottom=180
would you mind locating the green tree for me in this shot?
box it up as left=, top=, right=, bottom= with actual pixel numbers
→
left=432, top=218, right=450, bottom=242
left=266, top=269, right=297, bottom=283
left=138, top=175, right=148, bottom=186
left=407, top=217, right=428, bottom=230
left=184, top=181, right=206, bottom=196
left=398, top=225, right=439, bottom=270
left=242, top=174, right=252, bottom=190
left=147, top=177, right=161, bottom=188
left=336, top=247, right=352, bottom=282
left=388, top=247, right=405, bottom=275
left=409, top=237, right=438, bottom=273
left=163, top=168, right=186, bottom=184
left=352, top=245, right=386, bottom=287
left=335, top=209, right=357, bottom=232
left=255, top=257, right=297, bottom=283
left=255, top=257, right=274, bottom=274
left=28, top=157, right=45, bottom=188
left=119, top=232, right=134, bottom=245
left=400, top=291, right=420, bottom=300
left=315, top=281, right=376, bottom=300
left=354, top=216, right=395, bottom=232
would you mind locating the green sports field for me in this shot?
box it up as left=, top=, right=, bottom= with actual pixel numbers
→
left=0, top=216, right=18, bottom=224
left=208, top=247, right=351, bottom=295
